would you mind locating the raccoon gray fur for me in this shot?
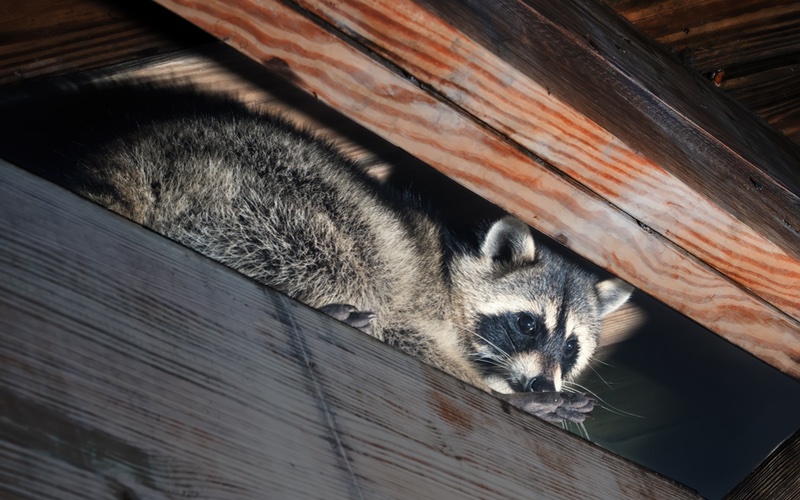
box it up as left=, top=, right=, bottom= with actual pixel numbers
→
left=0, top=83, right=632, bottom=423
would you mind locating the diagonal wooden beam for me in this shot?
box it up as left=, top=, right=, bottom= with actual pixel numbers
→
left=287, top=0, right=800, bottom=322
left=149, top=0, right=800, bottom=376
left=424, top=0, right=800, bottom=254
left=0, top=159, right=700, bottom=499
left=724, top=429, right=800, bottom=499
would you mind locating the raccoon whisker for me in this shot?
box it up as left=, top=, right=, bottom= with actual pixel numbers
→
left=562, top=381, right=606, bottom=402
left=577, top=421, right=590, bottom=440
left=500, top=326, right=519, bottom=357
left=561, top=419, right=591, bottom=440
left=460, top=326, right=514, bottom=363
left=470, top=353, right=512, bottom=371
left=469, top=351, right=513, bottom=372
left=593, top=358, right=615, bottom=368
left=561, top=380, right=598, bottom=398
left=562, top=381, right=644, bottom=419
left=587, top=364, right=614, bottom=390
left=474, top=333, right=514, bottom=363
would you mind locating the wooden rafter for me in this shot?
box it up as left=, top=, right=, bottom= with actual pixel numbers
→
left=0, top=160, right=699, bottom=498
left=149, top=0, right=800, bottom=377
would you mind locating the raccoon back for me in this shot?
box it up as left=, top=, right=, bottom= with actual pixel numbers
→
left=0, top=85, right=450, bottom=334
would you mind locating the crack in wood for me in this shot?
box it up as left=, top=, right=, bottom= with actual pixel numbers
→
left=270, top=293, right=366, bottom=500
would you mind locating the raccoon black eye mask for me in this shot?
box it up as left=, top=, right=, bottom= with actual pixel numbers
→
left=5, top=83, right=632, bottom=424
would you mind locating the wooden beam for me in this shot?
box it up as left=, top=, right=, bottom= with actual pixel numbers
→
left=606, top=0, right=800, bottom=73
left=288, top=0, right=800, bottom=321
left=147, top=0, right=800, bottom=376
left=725, top=430, right=800, bottom=499
left=724, top=63, right=800, bottom=144
left=605, top=0, right=800, bottom=154
left=423, top=0, right=800, bottom=256
left=0, top=160, right=699, bottom=498
left=0, top=0, right=211, bottom=86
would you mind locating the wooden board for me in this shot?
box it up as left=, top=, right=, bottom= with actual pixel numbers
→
left=408, top=0, right=800, bottom=258
left=0, top=160, right=700, bottom=499
left=0, top=0, right=211, bottom=86
left=724, top=430, right=800, bottom=499
left=145, top=0, right=800, bottom=377
left=606, top=0, right=800, bottom=72
left=723, top=62, right=800, bottom=143
left=289, top=0, right=800, bottom=321
left=0, top=0, right=795, bottom=367
left=606, top=0, right=800, bottom=147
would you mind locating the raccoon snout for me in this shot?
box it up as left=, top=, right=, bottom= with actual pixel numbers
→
left=512, top=377, right=556, bottom=393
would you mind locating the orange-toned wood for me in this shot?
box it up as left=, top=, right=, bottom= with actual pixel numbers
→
left=292, top=0, right=800, bottom=324
left=146, top=0, right=800, bottom=376
left=411, top=0, right=800, bottom=260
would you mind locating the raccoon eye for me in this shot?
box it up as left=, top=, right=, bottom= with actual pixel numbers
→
left=516, top=313, right=537, bottom=335
left=563, top=338, right=579, bottom=357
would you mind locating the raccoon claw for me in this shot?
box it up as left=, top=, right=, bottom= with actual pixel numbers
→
left=500, top=391, right=597, bottom=424
left=319, top=303, right=376, bottom=335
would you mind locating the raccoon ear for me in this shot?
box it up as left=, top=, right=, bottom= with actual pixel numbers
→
left=596, top=278, right=634, bottom=317
left=481, top=216, right=537, bottom=263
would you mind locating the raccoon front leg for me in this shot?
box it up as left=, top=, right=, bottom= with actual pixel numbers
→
left=319, top=303, right=377, bottom=335
left=500, top=391, right=597, bottom=424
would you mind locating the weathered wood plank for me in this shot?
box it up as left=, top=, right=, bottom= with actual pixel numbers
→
left=605, top=0, right=800, bottom=146
left=0, top=160, right=700, bottom=499
left=0, top=42, right=644, bottom=350
left=148, top=0, right=800, bottom=376
left=724, top=63, right=800, bottom=142
left=407, top=0, right=800, bottom=262
left=724, top=430, right=800, bottom=500
left=0, top=0, right=211, bottom=85
left=289, top=0, right=800, bottom=331
left=606, top=0, right=800, bottom=73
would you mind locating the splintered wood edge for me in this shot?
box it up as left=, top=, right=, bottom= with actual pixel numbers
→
left=0, top=160, right=700, bottom=498
left=149, top=0, right=800, bottom=377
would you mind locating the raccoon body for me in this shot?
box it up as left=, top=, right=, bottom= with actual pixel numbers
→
left=1, top=84, right=632, bottom=417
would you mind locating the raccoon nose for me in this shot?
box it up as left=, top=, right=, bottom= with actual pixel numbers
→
left=524, top=377, right=556, bottom=392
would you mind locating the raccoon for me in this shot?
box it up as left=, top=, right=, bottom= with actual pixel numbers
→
left=0, top=83, right=632, bottom=423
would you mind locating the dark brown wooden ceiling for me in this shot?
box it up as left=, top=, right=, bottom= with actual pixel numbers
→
left=605, top=0, right=800, bottom=145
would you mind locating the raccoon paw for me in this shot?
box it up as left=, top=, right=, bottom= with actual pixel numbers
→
left=319, top=303, right=376, bottom=335
left=499, top=391, right=597, bottom=424
left=553, top=392, right=597, bottom=423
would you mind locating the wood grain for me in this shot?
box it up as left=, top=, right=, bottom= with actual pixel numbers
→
left=606, top=0, right=800, bottom=72
left=292, top=0, right=800, bottom=327
left=0, top=0, right=210, bottom=85
left=147, top=0, right=800, bottom=376
left=413, top=0, right=800, bottom=261
left=0, top=40, right=644, bottom=352
left=2, top=0, right=797, bottom=371
left=724, top=430, right=800, bottom=499
left=605, top=0, right=800, bottom=146
left=0, top=160, right=700, bottom=499
left=723, top=63, right=800, bottom=143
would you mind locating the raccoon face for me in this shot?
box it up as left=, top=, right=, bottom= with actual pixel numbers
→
left=452, top=217, right=633, bottom=394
